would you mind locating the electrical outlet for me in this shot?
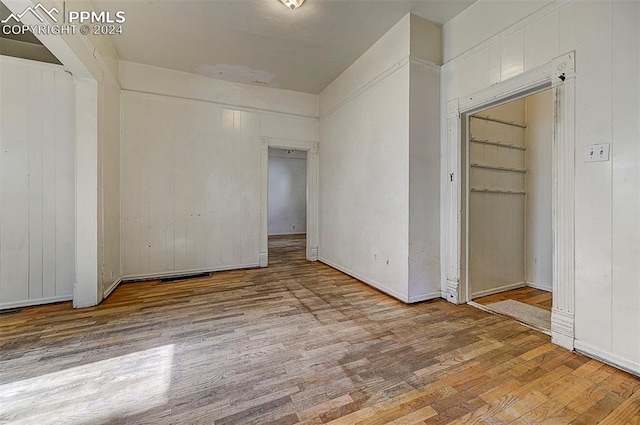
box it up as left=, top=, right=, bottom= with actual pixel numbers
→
left=585, top=143, right=610, bottom=162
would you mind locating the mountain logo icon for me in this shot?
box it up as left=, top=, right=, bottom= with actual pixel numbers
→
left=1, top=3, right=59, bottom=24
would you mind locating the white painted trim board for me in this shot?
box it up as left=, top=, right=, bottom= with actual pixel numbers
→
left=0, top=295, right=72, bottom=311
left=122, top=263, right=259, bottom=282
left=575, top=341, right=640, bottom=378
left=321, top=55, right=440, bottom=118
left=319, top=257, right=409, bottom=303
left=103, top=278, right=122, bottom=300
left=526, top=281, right=552, bottom=292
left=121, top=89, right=318, bottom=120
left=471, top=282, right=527, bottom=299
left=261, top=137, right=319, bottom=266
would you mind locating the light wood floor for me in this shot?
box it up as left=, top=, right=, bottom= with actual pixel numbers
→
left=474, top=287, right=553, bottom=311
left=1, top=235, right=638, bottom=424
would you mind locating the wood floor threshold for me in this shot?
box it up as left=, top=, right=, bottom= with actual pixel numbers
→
left=468, top=300, right=551, bottom=336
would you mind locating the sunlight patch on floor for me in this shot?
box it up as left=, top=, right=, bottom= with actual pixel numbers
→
left=0, top=344, right=175, bottom=424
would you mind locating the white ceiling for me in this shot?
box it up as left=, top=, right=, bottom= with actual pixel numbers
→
left=91, top=0, right=476, bottom=94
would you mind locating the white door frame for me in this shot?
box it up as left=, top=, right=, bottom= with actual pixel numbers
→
left=259, top=137, right=319, bottom=266
left=444, top=52, right=576, bottom=350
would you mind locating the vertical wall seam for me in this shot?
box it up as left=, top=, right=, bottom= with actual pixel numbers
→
left=610, top=1, right=615, bottom=352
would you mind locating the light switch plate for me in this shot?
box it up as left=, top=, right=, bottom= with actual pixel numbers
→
left=585, top=143, right=610, bottom=162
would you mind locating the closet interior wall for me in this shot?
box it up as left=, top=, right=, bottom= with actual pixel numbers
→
left=524, top=91, right=553, bottom=292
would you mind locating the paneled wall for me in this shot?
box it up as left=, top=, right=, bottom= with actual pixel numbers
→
left=442, top=0, right=640, bottom=373
left=120, top=62, right=318, bottom=280
left=121, top=94, right=261, bottom=278
left=0, top=56, right=75, bottom=309
left=268, top=149, right=307, bottom=236
left=468, top=100, right=526, bottom=297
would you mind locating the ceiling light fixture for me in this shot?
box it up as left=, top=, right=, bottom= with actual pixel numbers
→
left=280, top=0, right=304, bottom=10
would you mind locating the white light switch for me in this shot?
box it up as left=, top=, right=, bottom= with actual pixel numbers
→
left=585, top=143, right=610, bottom=162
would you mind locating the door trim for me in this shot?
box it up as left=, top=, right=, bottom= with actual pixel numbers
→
left=444, top=52, right=576, bottom=350
left=260, top=137, right=319, bottom=266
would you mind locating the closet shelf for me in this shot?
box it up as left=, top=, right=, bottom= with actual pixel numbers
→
left=470, top=137, right=526, bottom=151
left=471, top=114, right=527, bottom=128
left=470, top=163, right=527, bottom=173
left=471, top=187, right=526, bottom=195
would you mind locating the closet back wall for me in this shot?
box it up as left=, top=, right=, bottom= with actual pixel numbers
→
left=468, top=100, right=526, bottom=297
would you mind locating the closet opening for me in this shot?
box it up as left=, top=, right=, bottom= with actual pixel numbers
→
left=466, top=89, right=554, bottom=334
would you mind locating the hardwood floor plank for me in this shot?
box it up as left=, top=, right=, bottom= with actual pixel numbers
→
left=598, top=390, right=640, bottom=425
left=0, top=236, right=637, bottom=424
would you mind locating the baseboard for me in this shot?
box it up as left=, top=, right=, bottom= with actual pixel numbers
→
left=122, top=263, right=260, bottom=282
left=318, top=257, right=409, bottom=303
left=526, top=281, right=552, bottom=292
left=471, top=281, right=526, bottom=298
left=307, top=246, right=318, bottom=262
left=551, top=308, right=575, bottom=350
left=574, top=340, right=640, bottom=378
left=408, top=291, right=442, bottom=303
left=468, top=300, right=493, bottom=313
left=0, top=295, right=72, bottom=310
left=445, top=280, right=461, bottom=304
left=268, top=232, right=306, bottom=236
left=103, top=277, right=122, bottom=300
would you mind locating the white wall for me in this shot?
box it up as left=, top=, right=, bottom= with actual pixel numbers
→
left=0, top=56, right=75, bottom=309
left=319, top=16, right=411, bottom=301
left=408, top=59, right=441, bottom=301
left=525, top=90, right=552, bottom=291
left=319, top=14, right=441, bottom=303
left=120, top=63, right=318, bottom=280
left=442, top=0, right=640, bottom=374
left=319, top=15, right=410, bottom=118
left=320, top=64, right=411, bottom=301
left=268, top=149, right=307, bottom=236
left=99, top=79, right=122, bottom=299
left=468, top=100, right=526, bottom=297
